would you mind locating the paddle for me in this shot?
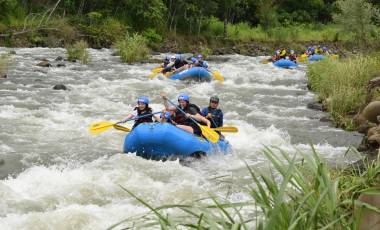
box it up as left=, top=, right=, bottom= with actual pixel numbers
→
left=148, top=67, right=164, bottom=79
left=211, top=70, right=224, bottom=81
left=212, top=126, right=238, bottom=133
left=89, top=112, right=161, bottom=135
left=260, top=59, right=272, bottom=64
left=164, top=97, right=219, bottom=143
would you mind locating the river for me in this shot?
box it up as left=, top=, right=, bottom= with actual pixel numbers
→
left=0, top=48, right=362, bottom=229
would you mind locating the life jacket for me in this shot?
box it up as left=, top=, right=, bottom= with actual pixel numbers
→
left=202, top=107, right=223, bottom=128
left=280, top=50, right=287, bottom=58
left=174, top=59, right=188, bottom=69
left=133, top=107, right=153, bottom=128
left=289, top=54, right=297, bottom=62
left=174, top=103, right=202, bottom=135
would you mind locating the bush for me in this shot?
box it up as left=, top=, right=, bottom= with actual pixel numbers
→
left=203, top=17, right=224, bottom=37
left=307, top=55, right=380, bottom=127
left=66, top=40, right=91, bottom=64
left=115, top=33, right=150, bottom=63
left=143, top=28, right=162, bottom=48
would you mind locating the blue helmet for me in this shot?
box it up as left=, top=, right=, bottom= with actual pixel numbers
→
left=203, top=61, right=209, bottom=68
left=275, top=50, right=280, bottom=55
left=290, top=50, right=295, bottom=54
left=175, top=54, right=181, bottom=60
left=191, top=57, right=198, bottom=63
left=322, top=46, right=328, bottom=51
left=137, top=96, right=149, bottom=105
left=178, top=93, right=189, bottom=102
left=197, top=54, right=203, bottom=60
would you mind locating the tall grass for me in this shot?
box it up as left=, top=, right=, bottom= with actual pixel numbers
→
left=307, top=55, right=380, bottom=128
left=109, top=146, right=380, bottom=229
left=0, top=54, right=10, bottom=77
left=66, top=40, right=91, bottom=64
left=115, top=33, right=150, bottom=63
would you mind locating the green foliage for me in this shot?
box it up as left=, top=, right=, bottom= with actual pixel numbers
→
left=307, top=55, right=380, bottom=127
left=110, top=146, right=380, bottom=229
left=66, top=40, right=91, bottom=64
left=142, top=28, right=162, bottom=48
left=115, top=33, right=150, bottom=63
left=333, top=0, right=380, bottom=49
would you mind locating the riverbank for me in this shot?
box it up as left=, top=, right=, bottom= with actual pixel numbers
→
left=307, top=56, right=380, bottom=157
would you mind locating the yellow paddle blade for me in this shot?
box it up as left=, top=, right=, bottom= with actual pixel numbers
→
left=212, top=126, right=238, bottom=133
left=199, top=125, right=219, bottom=143
left=261, top=59, right=270, bottom=64
left=212, top=71, right=224, bottom=81
left=89, top=121, right=115, bottom=134
left=152, top=67, right=163, bottom=73
left=148, top=67, right=163, bottom=79
left=113, top=124, right=131, bottom=132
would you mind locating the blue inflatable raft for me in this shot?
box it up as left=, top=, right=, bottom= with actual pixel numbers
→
left=123, top=123, right=231, bottom=160
left=273, top=59, right=298, bottom=69
left=308, top=54, right=325, bottom=62
left=167, top=67, right=212, bottom=81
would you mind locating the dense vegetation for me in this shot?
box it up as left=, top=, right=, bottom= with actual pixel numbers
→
left=308, top=55, right=380, bottom=129
left=0, top=0, right=379, bottom=50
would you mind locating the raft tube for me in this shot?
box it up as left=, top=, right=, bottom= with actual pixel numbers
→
left=167, top=67, right=212, bottom=81
left=123, top=123, right=231, bottom=160
left=273, top=59, right=298, bottom=69
left=308, top=54, right=325, bottom=62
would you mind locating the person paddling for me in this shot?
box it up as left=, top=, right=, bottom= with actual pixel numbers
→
left=163, top=93, right=210, bottom=136
left=122, top=96, right=160, bottom=129
left=201, top=96, right=223, bottom=129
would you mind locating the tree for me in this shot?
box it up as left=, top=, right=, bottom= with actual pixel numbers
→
left=333, top=0, right=380, bottom=48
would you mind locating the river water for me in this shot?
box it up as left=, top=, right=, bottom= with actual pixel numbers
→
left=0, top=48, right=362, bottom=229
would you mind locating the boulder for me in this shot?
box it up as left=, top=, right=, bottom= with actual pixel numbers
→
left=9, top=50, right=16, bottom=55
left=307, top=102, right=324, bottom=111
left=368, top=77, right=380, bottom=90
left=56, top=63, right=66, bottom=67
left=1, top=74, right=7, bottom=79
left=52, top=84, right=67, bottom=90
left=368, top=134, right=380, bottom=146
left=37, top=60, right=51, bottom=67
left=319, top=116, right=333, bottom=122
left=55, top=56, right=63, bottom=61
left=354, top=113, right=367, bottom=127
left=367, top=125, right=380, bottom=137
left=363, top=101, right=380, bottom=124
left=356, top=192, right=380, bottom=230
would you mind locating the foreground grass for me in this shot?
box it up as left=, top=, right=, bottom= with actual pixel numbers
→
left=109, top=147, right=380, bottom=229
left=307, top=55, right=380, bottom=129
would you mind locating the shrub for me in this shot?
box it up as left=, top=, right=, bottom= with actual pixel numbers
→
left=66, top=40, right=91, bottom=64
left=115, top=33, right=150, bottom=63
left=143, top=28, right=163, bottom=48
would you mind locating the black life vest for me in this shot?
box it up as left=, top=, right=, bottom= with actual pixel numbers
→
left=133, top=107, right=153, bottom=128
left=174, top=103, right=202, bottom=136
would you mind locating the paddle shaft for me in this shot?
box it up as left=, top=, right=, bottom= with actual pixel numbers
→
left=120, top=111, right=162, bottom=124
left=165, top=98, right=202, bottom=127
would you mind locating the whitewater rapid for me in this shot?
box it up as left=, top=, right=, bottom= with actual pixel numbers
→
left=0, top=48, right=362, bottom=229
